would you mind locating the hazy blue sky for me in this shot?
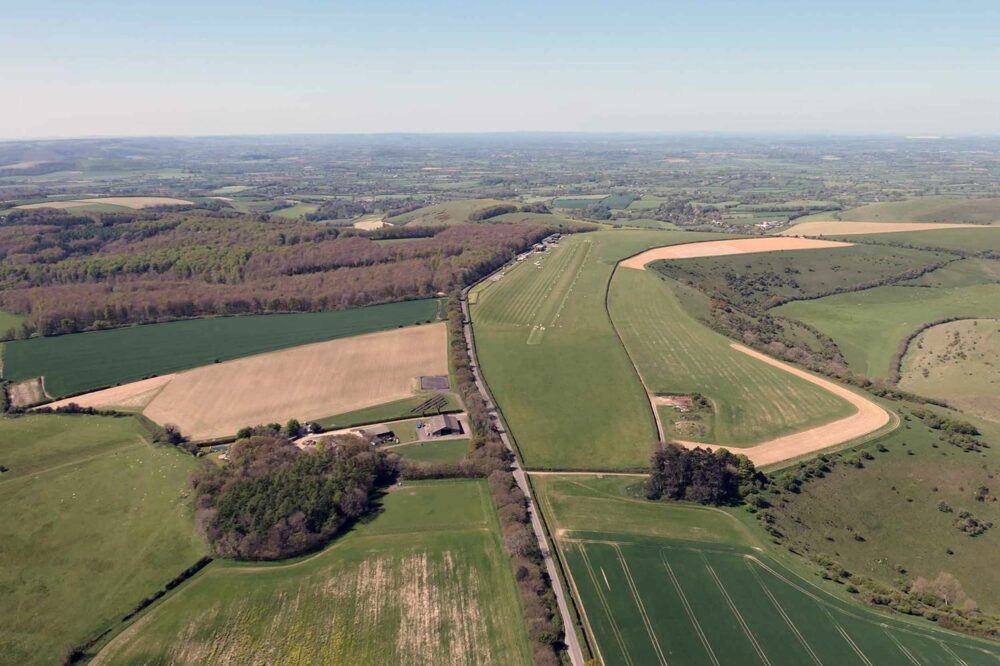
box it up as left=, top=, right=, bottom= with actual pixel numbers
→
left=4, top=0, right=999, bottom=138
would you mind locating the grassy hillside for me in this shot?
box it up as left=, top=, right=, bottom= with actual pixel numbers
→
left=841, top=226, right=1000, bottom=254
left=773, top=284, right=1000, bottom=378
left=533, top=474, right=1000, bottom=666
left=3, top=299, right=442, bottom=398
left=387, top=198, right=512, bottom=226
left=93, top=480, right=531, bottom=665
left=0, top=414, right=205, bottom=665
left=768, top=405, right=1000, bottom=616
left=471, top=230, right=732, bottom=470
left=609, top=269, right=854, bottom=445
left=837, top=197, right=1000, bottom=224
left=900, top=319, right=1000, bottom=422
left=651, top=244, right=948, bottom=310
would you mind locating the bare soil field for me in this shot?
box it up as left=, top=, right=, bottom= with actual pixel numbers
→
left=16, top=196, right=193, bottom=210
left=619, top=237, right=852, bottom=269
left=674, top=343, right=891, bottom=467
left=44, top=374, right=175, bottom=411
left=8, top=377, right=47, bottom=408
left=783, top=220, right=984, bottom=236
left=142, top=323, right=447, bottom=439
left=353, top=216, right=387, bottom=230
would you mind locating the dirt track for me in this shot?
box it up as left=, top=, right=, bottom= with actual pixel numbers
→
left=619, top=237, right=852, bottom=269
left=782, top=220, right=983, bottom=236
left=674, top=344, right=891, bottom=466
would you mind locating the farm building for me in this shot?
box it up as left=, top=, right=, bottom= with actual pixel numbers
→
left=427, top=414, right=463, bottom=437
left=360, top=424, right=395, bottom=443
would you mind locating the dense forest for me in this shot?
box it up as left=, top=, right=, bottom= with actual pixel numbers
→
left=0, top=209, right=552, bottom=336
left=190, top=434, right=396, bottom=560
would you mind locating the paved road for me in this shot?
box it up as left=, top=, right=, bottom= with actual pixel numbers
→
left=459, top=292, right=585, bottom=666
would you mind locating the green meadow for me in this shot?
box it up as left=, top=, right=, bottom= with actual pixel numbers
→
left=774, top=283, right=1000, bottom=378
left=0, top=414, right=205, bottom=666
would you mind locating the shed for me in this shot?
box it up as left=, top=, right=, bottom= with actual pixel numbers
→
left=361, top=424, right=395, bottom=443
left=427, top=414, right=463, bottom=437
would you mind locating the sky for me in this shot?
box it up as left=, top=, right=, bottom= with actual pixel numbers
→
left=3, top=0, right=1000, bottom=139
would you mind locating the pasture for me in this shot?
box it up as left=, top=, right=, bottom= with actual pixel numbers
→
left=609, top=269, right=854, bottom=445
left=900, top=319, right=1000, bottom=422
left=471, top=230, right=729, bottom=470
left=0, top=414, right=205, bottom=665
left=832, top=197, right=1000, bottom=224
left=393, top=438, right=470, bottom=463
left=774, top=284, right=1000, bottom=378
left=534, top=474, right=1000, bottom=666
left=142, top=323, right=448, bottom=440
left=844, top=225, right=1000, bottom=255
left=783, top=220, right=982, bottom=236
left=93, top=480, right=531, bottom=666
left=769, top=408, right=1000, bottom=615
left=2, top=298, right=442, bottom=398
left=387, top=198, right=512, bottom=226
left=269, top=202, right=318, bottom=218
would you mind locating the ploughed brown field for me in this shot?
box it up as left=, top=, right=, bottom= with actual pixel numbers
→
left=16, top=196, right=193, bottom=210
left=52, top=324, right=448, bottom=440
left=618, top=237, right=852, bottom=268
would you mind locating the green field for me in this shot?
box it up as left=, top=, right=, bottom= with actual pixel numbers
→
left=534, top=474, right=1000, bottom=666
left=471, top=230, right=731, bottom=470
left=900, top=319, right=1000, bottom=422
left=93, top=479, right=531, bottom=665
left=2, top=299, right=442, bottom=398
left=393, top=438, right=470, bottom=463
left=769, top=405, right=1000, bottom=615
left=844, top=226, right=1000, bottom=254
left=610, top=269, right=853, bottom=444
left=0, top=309, right=24, bottom=337
left=314, top=393, right=461, bottom=429
left=387, top=198, right=512, bottom=226
left=836, top=197, right=1000, bottom=224
left=0, top=414, right=205, bottom=665
left=774, top=284, right=1000, bottom=377
left=269, top=202, right=319, bottom=218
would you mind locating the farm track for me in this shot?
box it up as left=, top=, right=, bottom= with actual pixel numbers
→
left=460, top=289, right=585, bottom=666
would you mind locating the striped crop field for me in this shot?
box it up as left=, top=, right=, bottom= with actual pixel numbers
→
left=534, top=474, right=1000, bottom=666
left=609, top=268, right=853, bottom=445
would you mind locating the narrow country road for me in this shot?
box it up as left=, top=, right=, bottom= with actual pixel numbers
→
left=460, top=291, right=585, bottom=666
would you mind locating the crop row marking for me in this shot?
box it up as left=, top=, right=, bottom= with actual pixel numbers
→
left=660, top=551, right=719, bottom=666
left=579, top=545, right=633, bottom=666
left=703, top=555, right=770, bottom=666
left=883, top=627, right=920, bottom=666
left=745, top=560, right=821, bottom=665
left=826, top=612, right=873, bottom=666
left=615, top=545, right=668, bottom=666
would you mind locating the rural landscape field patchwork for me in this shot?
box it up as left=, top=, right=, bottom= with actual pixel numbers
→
left=2, top=135, right=1000, bottom=665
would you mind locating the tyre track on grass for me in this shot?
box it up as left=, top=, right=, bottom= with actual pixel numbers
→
left=460, top=289, right=585, bottom=666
